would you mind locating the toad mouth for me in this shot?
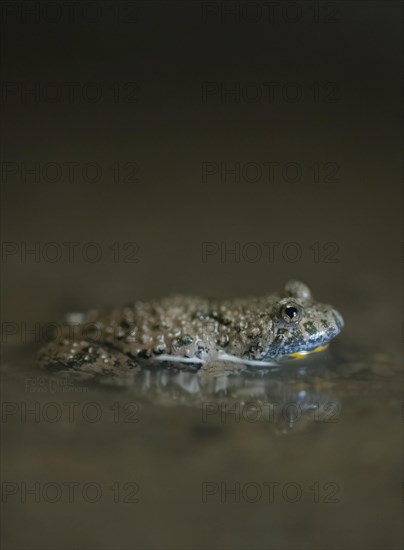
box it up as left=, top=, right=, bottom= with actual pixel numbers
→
left=288, top=343, right=330, bottom=359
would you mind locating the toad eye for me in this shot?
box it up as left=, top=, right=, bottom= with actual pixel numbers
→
left=280, top=303, right=301, bottom=323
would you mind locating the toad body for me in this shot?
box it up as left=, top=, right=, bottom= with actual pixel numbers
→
left=39, top=281, right=344, bottom=370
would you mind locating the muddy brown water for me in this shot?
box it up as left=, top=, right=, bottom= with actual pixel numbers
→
left=1, top=318, right=402, bottom=549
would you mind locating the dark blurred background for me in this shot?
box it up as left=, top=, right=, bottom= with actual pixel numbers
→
left=0, top=2, right=403, bottom=549
left=1, top=0, right=402, bottom=351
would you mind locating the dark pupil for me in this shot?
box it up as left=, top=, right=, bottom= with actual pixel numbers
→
left=285, top=306, right=298, bottom=319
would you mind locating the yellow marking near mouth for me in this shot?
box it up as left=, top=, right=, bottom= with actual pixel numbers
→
left=288, top=344, right=329, bottom=359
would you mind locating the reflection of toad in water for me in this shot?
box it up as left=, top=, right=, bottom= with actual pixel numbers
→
left=133, top=360, right=341, bottom=435
left=41, top=349, right=341, bottom=435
